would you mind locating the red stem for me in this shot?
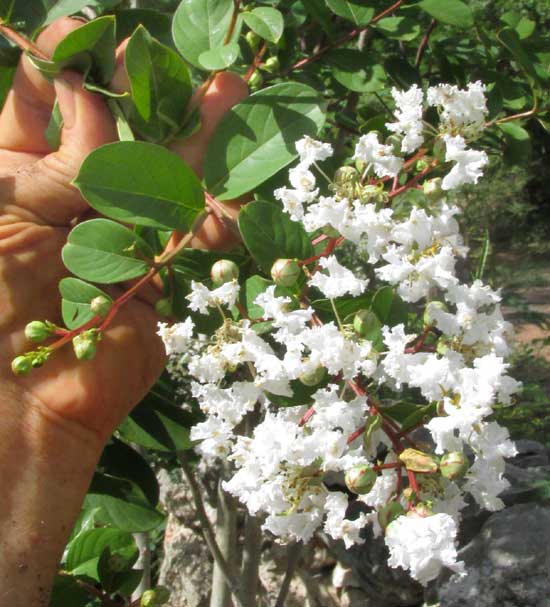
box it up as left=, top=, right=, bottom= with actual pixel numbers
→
left=389, top=160, right=438, bottom=199
left=244, top=42, right=268, bottom=82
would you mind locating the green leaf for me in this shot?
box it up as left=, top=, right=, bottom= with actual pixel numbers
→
left=99, top=437, right=159, bottom=507
left=238, top=201, right=314, bottom=273
left=45, top=0, right=122, bottom=25
left=172, top=0, right=241, bottom=69
left=59, top=277, right=112, bottom=330
left=125, top=26, right=192, bottom=142
left=242, top=7, right=284, bottom=43
left=85, top=473, right=165, bottom=532
left=45, top=99, right=63, bottom=151
left=50, top=574, right=90, bottom=607
left=325, top=0, right=374, bottom=26
left=375, top=17, right=421, bottom=41
left=497, top=27, right=539, bottom=82
left=65, top=527, right=137, bottom=579
left=417, top=0, right=473, bottom=28
left=198, top=42, right=240, bottom=70
left=171, top=248, right=246, bottom=281
left=498, top=121, right=531, bottom=165
left=74, top=142, right=204, bottom=231
left=0, top=0, right=47, bottom=33
left=204, top=82, right=325, bottom=200
left=371, top=286, right=408, bottom=326
left=98, top=547, right=141, bottom=594
left=325, top=50, right=386, bottom=93
left=245, top=275, right=273, bottom=319
left=62, top=219, right=153, bottom=284
left=312, top=293, right=374, bottom=322
left=51, top=15, right=117, bottom=84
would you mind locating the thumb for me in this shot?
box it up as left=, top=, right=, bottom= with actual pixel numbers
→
left=19, top=72, right=117, bottom=226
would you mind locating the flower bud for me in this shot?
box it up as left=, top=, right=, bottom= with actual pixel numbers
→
left=24, top=321, right=53, bottom=343
left=141, top=587, right=170, bottom=607
left=333, top=166, right=359, bottom=186
left=90, top=295, right=112, bottom=318
left=11, top=355, right=32, bottom=376
left=408, top=502, right=433, bottom=518
left=422, top=177, right=443, bottom=199
left=433, top=137, right=446, bottom=162
left=353, top=309, right=379, bottom=338
left=73, top=330, right=99, bottom=361
left=423, top=300, right=447, bottom=326
left=248, top=69, right=263, bottom=90
left=155, top=298, right=173, bottom=317
left=345, top=465, right=377, bottom=495
left=271, top=258, right=301, bottom=287
left=299, top=365, right=326, bottom=387
left=398, top=448, right=439, bottom=473
left=378, top=501, right=405, bottom=529
left=211, top=259, right=239, bottom=286
left=263, top=56, right=280, bottom=73
left=440, top=452, right=469, bottom=480
left=416, top=159, right=430, bottom=172
left=245, top=31, right=260, bottom=51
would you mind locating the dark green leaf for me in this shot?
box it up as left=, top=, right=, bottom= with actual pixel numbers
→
left=245, top=275, right=273, bottom=319
left=45, top=0, right=122, bottom=24
left=417, top=0, right=473, bottom=28
left=242, top=7, right=284, bottom=43
left=74, top=142, right=204, bottom=231
left=116, top=9, right=173, bottom=47
left=325, top=50, right=386, bottom=93
left=204, top=82, right=325, bottom=200
left=198, top=42, right=240, bottom=70
left=498, top=121, right=531, bottom=165
left=375, top=16, right=421, bottom=41
left=59, top=277, right=112, bottom=330
left=325, top=0, right=374, bottom=26
left=0, top=0, right=47, bottom=32
left=238, top=201, right=314, bottom=272
left=49, top=574, right=90, bottom=607
left=371, top=286, right=408, bottom=326
left=498, top=28, right=539, bottom=82
left=62, top=219, right=153, bottom=284
left=312, top=293, right=374, bottom=321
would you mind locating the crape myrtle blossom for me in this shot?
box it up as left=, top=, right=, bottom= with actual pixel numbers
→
left=157, top=81, right=521, bottom=586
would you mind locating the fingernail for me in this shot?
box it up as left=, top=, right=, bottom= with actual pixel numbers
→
left=54, top=77, right=76, bottom=129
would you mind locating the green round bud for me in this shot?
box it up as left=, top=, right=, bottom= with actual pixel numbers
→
left=24, top=321, right=52, bottom=343
left=378, top=501, right=405, bottom=529
left=299, top=365, right=326, bottom=387
left=11, top=355, right=32, bottom=376
left=345, top=465, right=377, bottom=495
left=90, top=295, right=112, bottom=318
left=386, top=134, right=402, bottom=155
left=423, top=177, right=443, bottom=199
left=73, top=331, right=98, bottom=361
left=248, top=70, right=263, bottom=90
left=433, top=137, right=446, bottom=162
left=245, top=31, right=261, bottom=51
left=416, top=159, right=430, bottom=172
left=155, top=298, right=173, bottom=317
left=263, top=56, right=280, bottom=73
left=440, top=452, right=469, bottom=480
left=141, top=587, right=170, bottom=607
left=423, top=300, right=448, bottom=327
left=211, top=259, right=239, bottom=286
left=333, top=166, right=359, bottom=186
left=353, top=309, right=378, bottom=338
left=409, top=502, right=433, bottom=518
left=271, top=258, right=301, bottom=287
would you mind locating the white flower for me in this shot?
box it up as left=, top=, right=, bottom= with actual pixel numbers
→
left=324, top=491, right=368, bottom=548
left=295, top=135, right=333, bottom=166
left=354, top=132, right=404, bottom=178
left=428, top=81, right=487, bottom=134
left=289, top=164, right=317, bottom=191
left=441, top=135, right=488, bottom=190
left=308, top=255, right=368, bottom=299
left=386, top=84, right=424, bottom=153
left=274, top=186, right=317, bottom=222
left=186, top=280, right=240, bottom=314
left=385, top=513, right=465, bottom=585
left=157, top=317, right=195, bottom=355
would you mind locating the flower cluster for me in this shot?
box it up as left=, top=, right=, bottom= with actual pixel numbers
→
left=158, top=82, right=519, bottom=586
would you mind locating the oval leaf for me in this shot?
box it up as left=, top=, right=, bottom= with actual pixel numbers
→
left=204, top=82, right=325, bottom=200
left=62, top=219, right=153, bottom=284
left=325, top=0, right=374, bottom=26
left=59, top=277, right=112, bottom=329
left=198, top=42, right=240, bottom=70
left=74, top=142, right=204, bottom=231
left=242, top=7, right=284, bottom=43
left=326, top=50, right=386, bottom=93
left=238, top=201, right=314, bottom=272
left=417, top=0, right=473, bottom=28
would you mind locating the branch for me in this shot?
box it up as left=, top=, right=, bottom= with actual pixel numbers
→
left=223, top=0, right=241, bottom=45
left=274, top=543, right=303, bottom=607
left=415, top=19, right=436, bottom=67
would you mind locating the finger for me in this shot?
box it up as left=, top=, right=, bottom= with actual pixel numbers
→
left=0, top=18, right=84, bottom=153
left=14, top=71, right=117, bottom=226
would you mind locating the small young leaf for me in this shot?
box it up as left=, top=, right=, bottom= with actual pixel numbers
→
left=198, top=42, right=240, bottom=70
left=325, top=0, right=374, bottom=26
left=74, top=142, right=204, bottom=231
left=417, top=0, right=473, bottom=28
left=59, top=277, right=112, bottom=329
left=242, top=7, right=284, bottom=43
left=238, top=201, right=314, bottom=273
left=204, top=82, right=325, bottom=200
left=62, top=219, right=153, bottom=284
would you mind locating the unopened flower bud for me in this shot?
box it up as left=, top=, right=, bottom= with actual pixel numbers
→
left=299, top=365, right=326, bottom=387
left=245, top=31, right=260, bottom=51
left=386, top=134, right=402, bottom=155
left=24, top=320, right=53, bottom=343
left=11, top=355, right=32, bottom=376
left=423, top=300, right=447, bottom=326
left=353, top=309, right=379, bottom=338
left=141, top=587, right=170, bottom=607
left=378, top=501, right=405, bottom=529
left=90, top=295, right=112, bottom=318
left=211, top=259, right=239, bottom=286
left=399, top=448, right=439, bottom=473
left=423, top=177, right=443, bottom=199
left=345, top=465, right=377, bottom=495
left=408, top=502, right=433, bottom=518
left=333, top=166, right=359, bottom=186
left=271, top=258, right=301, bottom=287
left=73, top=330, right=99, bottom=361
left=248, top=69, right=263, bottom=90
left=440, top=452, right=469, bottom=480
left=155, top=298, right=173, bottom=317
left=263, top=56, right=280, bottom=73
left=416, top=159, right=430, bottom=172
left=433, top=137, right=446, bottom=162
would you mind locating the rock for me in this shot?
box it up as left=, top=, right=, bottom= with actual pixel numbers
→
left=510, top=439, right=550, bottom=469
left=434, top=503, right=550, bottom=607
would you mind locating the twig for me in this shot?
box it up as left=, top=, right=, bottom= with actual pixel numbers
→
left=224, top=0, right=241, bottom=45
left=274, top=543, right=303, bottom=607
left=0, top=23, right=49, bottom=59
left=415, top=19, right=436, bottom=67
left=244, top=42, right=267, bottom=82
